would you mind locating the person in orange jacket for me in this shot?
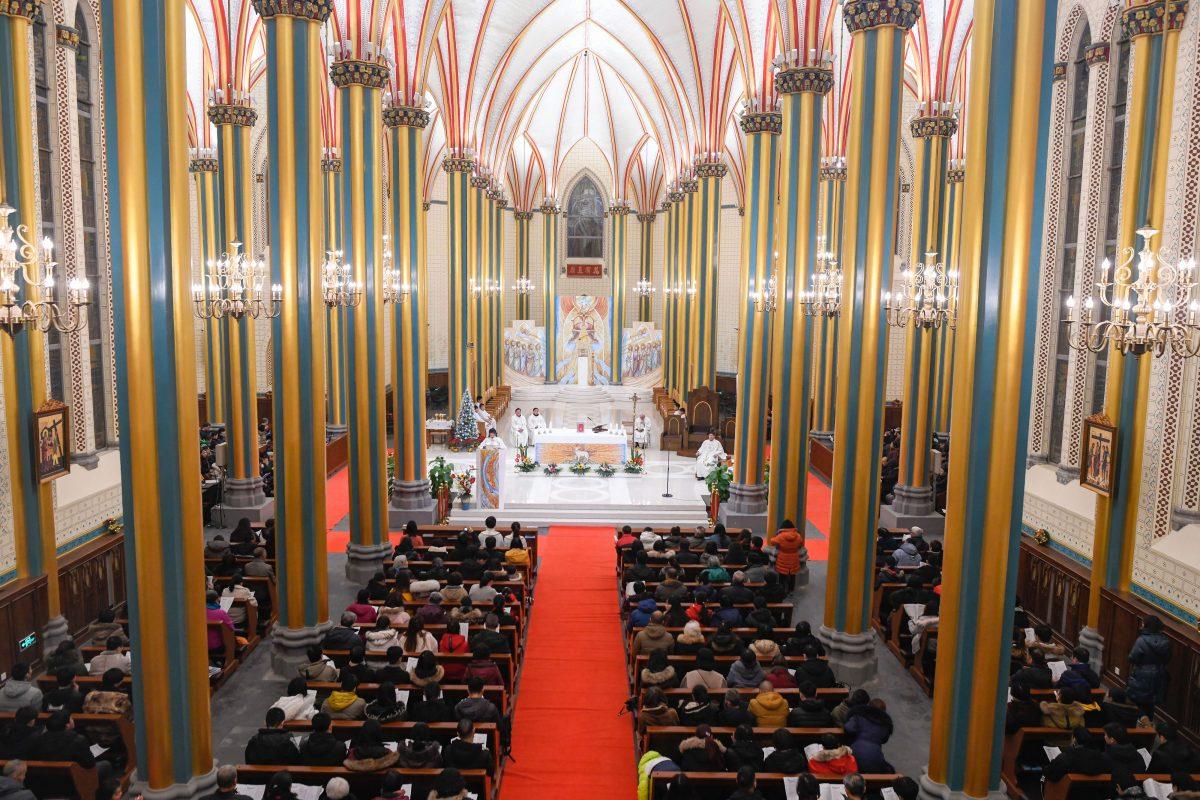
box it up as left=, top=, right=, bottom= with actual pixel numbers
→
left=768, top=520, right=805, bottom=592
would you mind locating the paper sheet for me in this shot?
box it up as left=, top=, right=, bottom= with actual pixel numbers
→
left=820, top=784, right=847, bottom=800
left=803, top=742, right=822, bottom=760
left=90, top=744, right=105, bottom=757
left=761, top=746, right=776, bottom=758
left=1143, top=780, right=1174, bottom=800
left=219, top=596, right=234, bottom=611
left=1139, top=747, right=1152, bottom=769
left=396, top=689, right=410, bottom=705
left=460, top=622, right=470, bottom=640
left=407, top=657, right=419, bottom=671
left=1024, top=627, right=1036, bottom=645
left=783, top=776, right=799, bottom=800
left=1048, top=661, right=1068, bottom=681
left=384, top=741, right=399, bottom=752
left=1043, top=745, right=1061, bottom=760
left=239, top=787, right=265, bottom=800
left=881, top=790, right=899, bottom=800
left=293, top=785, right=322, bottom=800
left=903, top=603, right=926, bottom=620
left=474, top=732, right=488, bottom=745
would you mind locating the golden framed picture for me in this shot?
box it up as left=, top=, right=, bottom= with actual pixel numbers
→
left=1079, top=414, right=1116, bottom=497
left=34, top=401, right=71, bottom=483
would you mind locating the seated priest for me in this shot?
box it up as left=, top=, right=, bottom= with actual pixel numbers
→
left=528, top=407, right=548, bottom=436
left=695, top=432, right=727, bottom=480
left=634, top=414, right=650, bottom=451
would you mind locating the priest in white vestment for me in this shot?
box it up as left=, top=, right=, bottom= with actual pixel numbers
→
left=510, top=408, right=530, bottom=448
left=528, top=408, right=549, bottom=440
left=633, top=414, right=650, bottom=451
left=694, top=432, right=727, bottom=479
left=474, top=403, right=496, bottom=431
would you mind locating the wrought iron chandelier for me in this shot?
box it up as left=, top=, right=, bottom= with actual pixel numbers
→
left=380, top=240, right=410, bottom=304
left=1064, top=227, right=1200, bottom=358
left=322, top=249, right=363, bottom=308
left=883, top=251, right=958, bottom=330
left=749, top=265, right=777, bottom=314
left=0, top=204, right=89, bottom=334
left=802, top=237, right=841, bottom=318
left=192, top=241, right=279, bottom=320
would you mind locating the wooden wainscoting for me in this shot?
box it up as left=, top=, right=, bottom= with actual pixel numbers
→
left=59, top=533, right=126, bottom=640
left=1017, top=539, right=1091, bottom=646
left=0, top=578, right=51, bottom=669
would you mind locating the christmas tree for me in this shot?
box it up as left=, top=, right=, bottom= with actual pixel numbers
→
left=449, top=389, right=480, bottom=450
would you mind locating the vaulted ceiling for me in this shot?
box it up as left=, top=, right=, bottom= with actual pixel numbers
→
left=185, top=0, right=974, bottom=211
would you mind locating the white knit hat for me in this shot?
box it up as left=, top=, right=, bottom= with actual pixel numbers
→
left=324, top=777, right=350, bottom=800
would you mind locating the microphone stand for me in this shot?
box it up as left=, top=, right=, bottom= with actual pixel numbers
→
left=662, top=410, right=684, bottom=499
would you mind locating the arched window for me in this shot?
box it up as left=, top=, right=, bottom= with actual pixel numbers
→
left=566, top=177, right=604, bottom=259
left=75, top=6, right=111, bottom=447
left=1047, top=24, right=1091, bottom=464
left=1091, top=36, right=1130, bottom=416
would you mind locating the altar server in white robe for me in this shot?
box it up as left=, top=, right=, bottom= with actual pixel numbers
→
left=510, top=408, right=530, bottom=448
left=528, top=408, right=549, bottom=439
left=474, top=402, right=496, bottom=431
left=479, top=428, right=507, bottom=451
left=633, top=414, right=650, bottom=451
left=694, top=432, right=727, bottom=479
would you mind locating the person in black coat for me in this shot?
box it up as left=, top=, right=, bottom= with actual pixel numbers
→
left=726, top=766, right=766, bottom=800
left=441, top=719, right=491, bottom=770
left=1126, top=615, right=1172, bottom=718
left=723, top=724, right=764, bottom=771
left=0, top=707, right=43, bottom=759
left=677, top=686, right=718, bottom=727
left=298, top=713, right=347, bottom=766
left=762, top=729, right=808, bottom=774
left=844, top=699, right=895, bottom=772
left=1004, top=683, right=1043, bottom=735
left=1147, top=721, right=1200, bottom=773
left=41, top=669, right=85, bottom=713
left=787, top=681, right=835, bottom=728
left=1044, top=728, right=1112, bottom=782
left=1056, top=646, right=1102, bottom=693
left=1010, top=652, right=1053, bottom=691
left=245, top=707, right=300, bottom=765
left=322, top=614, right=364, bottom=651
left=24, top=711, right=95, bottom=768
left=1103, top=723, right=1147, bottom=773
left=1102, top=688, right=1142, bottom=728
left=716, top=690, right=756, bottom=728
left=408, top=683, right=455, bottom=723
left=794, top=645, right=837, bottom=689
left=375, top=646, right=411, bottom=685
left=783, top=622, right=825, bottom=658
left=720, top=575, right=755, bottom=606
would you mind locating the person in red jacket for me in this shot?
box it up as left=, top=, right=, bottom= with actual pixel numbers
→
left=808, top=733, right=859, bottom=777
left=463, top=643, right=503, bottom=686
left=439, top=629, right=470, bottom=682
left=768, top=520, right=805, bottom=593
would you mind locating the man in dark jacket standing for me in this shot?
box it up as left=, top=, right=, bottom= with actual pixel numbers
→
left=297, top=713, right=347, bottom=766
left=244, top=707, right=300, bottom=765
left=1127, top=615, right=1172, bottom=718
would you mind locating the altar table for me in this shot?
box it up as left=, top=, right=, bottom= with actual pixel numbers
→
left=533, top=428, right=628, bottom=465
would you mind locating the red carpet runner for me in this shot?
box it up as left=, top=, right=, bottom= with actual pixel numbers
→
left=499, top=525, right=637, bottom=799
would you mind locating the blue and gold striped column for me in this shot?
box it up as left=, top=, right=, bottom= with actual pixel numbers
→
left=540, top=200, right=559, bottom=383
left=679, top=177, right=698, bottom=398
left=886, top=112, right=956, bottom=528
left=609, top=203, right=631, bottom=384
left=661, top=193, right=680, bottom=397
left=100, top=0, right=215, bottom=792
left=514, top=210, right=533, bottom=319
left=253, top=0, right=332, bottom=669
left=923, top=0, right=1055, bottom=793
left=1081, top=0, right=1186, bottom=663
left=724, top=111, right=781, bottom=531
left=821, top=0, right=919, bottom=684
left=333, top=58, right=390, bottom=580
left=469, top=174, right=488, bottom=397
left=932, top=162, right=965, bottom=435
left=210, top=102, right=268, bottom=517
left=190, top=155, right=227, bottom=427
left=1, top=0, right=67, bottom=651
left=385, top=105, right=436, bottom=524
left=636, top=212, right=655, bottom=323
left=323, top=154, right=347, bottom=435
left=490, top=193, right=504, bottom=390
left=765, top=67, right=831, bottom=563
left=811, top=161, right=846, bottom=437
left=693, top=163, right=723, bottom=391
left=444, top=155, right=473, bottom=408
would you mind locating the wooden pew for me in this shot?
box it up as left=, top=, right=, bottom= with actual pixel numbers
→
left=656, top=687, right=848, bottom=710
left=304, top=681, right=507, bottom=712
left=1000, top=726, right=1157, bottom=799
left=624, top=601, right=793, bottom=627
left=642, top=725, right=843, bottom=756
left=0, top=758, right=99, bottom=800
left=647, top=771, right=903, bottom=800
left=233, top=765, right=490, bottom=800
left=627, top=626, right=797, bottom=653
left=350, top=622, right=520, bottom=658
left=631, top=654, right=822, bottom=695
left=322, top=649, right=516, bottom=696
left=1042, top=773, right=1200, bottom=800
left=281, top=719, right=501, bottom=777
left=0, top=711, right=136, bottom=778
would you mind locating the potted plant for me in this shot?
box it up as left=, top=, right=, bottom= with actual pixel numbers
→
left=706, top=462, right=732, bottom=520
left=428, top=456, right=454, bottom=521
left=453, top=467, right=476, bottom=509
left=515, top=445, right=539, bottom=473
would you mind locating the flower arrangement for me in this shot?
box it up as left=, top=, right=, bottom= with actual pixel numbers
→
left=515, top=445, right=540, bottom=473
left=543, top=462, right=562, bottom=476
left=453, top=467, right=476, bottom=498
left=569, top=462, right=592, bottom=476
left=597, top=462, right=616, bottom=478
left=623, top=453, right=646, bottom=474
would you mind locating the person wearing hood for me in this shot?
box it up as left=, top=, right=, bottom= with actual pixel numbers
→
left=748, top=680, right=789, bottom=728
left=395, top=722, right=442, bottom=768
left=723, top=724, right=765, bottom=771
left=844, top=698, right=895, bottom=773
left=633, top=611, right=676, bottom=659
left=365, top=616, right=401, bottom=651
left=727, top=650, right=766, bottom=689
left=677, top=685, right=717, bottom=726
left=725, top=766, right=766, bottom=800
left=343, top=718, right=400, bottom=772
left=784, top=621, right=825, bottom=658
left=788, top=681, right=835, bottom=727
left=1039, top=686, right=1099, bottom=730
left=638, top=687, right=679, bottom=735
left=891, top=539, right=922, bottom=568
left=44, top=640, right=88, bottom=677
left=681, top=648, right=727, bottom=691
left=298, top=713, right=348, bottom=766
left=438, top=628, right=470, bottom=683
left=674, top=620, right=706, bottom=655
left=449, top=598, right=483, bottom=626
left=676, top=724, right=726, bottom=771
left=365, top=681, right=405, bottom=723
left=320, top=675, right=367, bottom=720
left=0, top=708, right=41, bottom=760
left=768, top=520, right=805, bottom=592
left=272, top=677, right=317, bottom=722
left=1127, top=614, right=1173, bottom=717
left=245, top=707, right=300, bottom=765
left=442, top=718, right=491, bottom=771
left=204, top=535, right=232, bottom=559
left=808, top=732, right=859, bottom=776
left=0, top=664, right=41, bottom=713
left=298, top=646, right=340, bottom=682
left=415, top=593, right=448, bottom=627
left=440, top=574, right=468, bottom=604
left=641, top=650, right=678, bottom=691
left=763, top=729, right=808, bottom=774
left=0, top=761, right=38, bottom=800
left=708, top=621, right=742, bottom=656
left=832, top=689, right=869, bottom=725
left=744, top=597, right=777, bottom=632
left=628, top=596, right=659, bottom=631
left=792, top=645, right=836, bottom=690
left=717, top=690, right=756, bottom=727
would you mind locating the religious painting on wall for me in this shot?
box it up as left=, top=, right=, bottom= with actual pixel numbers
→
left=1080, top=414, right=1116, bottom=497
left=621, top=322, right=664, bottom=386
left=555, top=295, right=611, bottom=385
left=33, top=401, right=71, bottom=483
left=502, top=320, right=546, bottom=386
